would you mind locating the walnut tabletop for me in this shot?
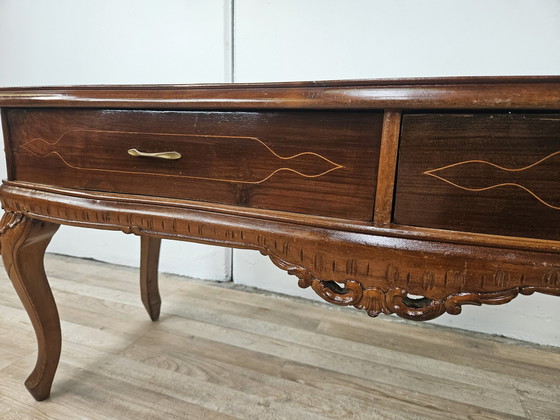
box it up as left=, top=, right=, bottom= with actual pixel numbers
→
left=0, top=77, right=559, bottom=401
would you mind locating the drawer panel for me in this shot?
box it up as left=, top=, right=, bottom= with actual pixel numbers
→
left=7, top=109, right=382, bottom=220
left=394, top=113, right=560, bottom=240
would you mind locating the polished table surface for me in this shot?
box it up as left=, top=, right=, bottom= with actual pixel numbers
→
left=0, top=77, right=559, bottom=401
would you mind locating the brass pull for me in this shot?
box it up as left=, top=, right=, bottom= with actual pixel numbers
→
left=127, top=148, right=182, bottom=160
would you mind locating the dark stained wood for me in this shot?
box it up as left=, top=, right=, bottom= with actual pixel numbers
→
left=373, top=110, right=401, bottom=226
left=1, top=109, right=15, bottom=179
left=0, top=212, right=60, bottom=401
left=394, top=113, right=560, bottom=240
left=2, top=183, right=559, bottom=321
left=1, top=77, right=560, bottom=401
left=11, top=180, right=560, bottom=254
left=1, top=76, right=560, bottom=110
left=6, top=109, right=382, bottom=221
left=140, top=236, right=162, bottom=321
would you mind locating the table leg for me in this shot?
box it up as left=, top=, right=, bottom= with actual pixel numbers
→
left=140, top=236, right=162, bottom=321
left=0, top=212, right=60, bottom=401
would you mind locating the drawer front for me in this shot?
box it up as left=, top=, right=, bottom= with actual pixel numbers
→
left=7, top=109, right=382, bottom=220
left=394, top=113, right=560, bottom=240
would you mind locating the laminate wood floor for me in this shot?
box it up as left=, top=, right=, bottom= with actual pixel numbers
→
left=0, top=254, right=559, bottom=419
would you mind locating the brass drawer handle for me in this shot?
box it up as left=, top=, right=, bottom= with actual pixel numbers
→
left=128, top=148, right=182, bottom=160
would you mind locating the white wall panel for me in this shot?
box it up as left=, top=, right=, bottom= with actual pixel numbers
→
left=0, top=0, right=230, bottom=85
left=0, top=0, right=233, bottom=280
left=235, top=0, right=560, bottom=82
left=233, top=0, right=560, bottom=345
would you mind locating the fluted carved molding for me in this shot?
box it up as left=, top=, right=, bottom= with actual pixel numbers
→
left=2, top=184, right=560, bottom=321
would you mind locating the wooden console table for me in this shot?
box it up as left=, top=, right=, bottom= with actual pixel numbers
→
left=0, top=77, right=559, bottom=401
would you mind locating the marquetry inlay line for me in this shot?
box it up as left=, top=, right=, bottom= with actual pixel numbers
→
left=424, top=151, right=560, bottom=211
left=20, top=128, right=344, bottom=184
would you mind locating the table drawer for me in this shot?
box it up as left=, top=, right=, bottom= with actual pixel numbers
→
left=394, top=113, right=560, bottom=240
left=6, top=109, right=382, bottom=220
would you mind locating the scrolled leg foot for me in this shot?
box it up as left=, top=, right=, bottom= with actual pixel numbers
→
left=0, top=212, right=60, bottom=401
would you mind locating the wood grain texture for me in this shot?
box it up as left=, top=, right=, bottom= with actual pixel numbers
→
left=1, top=254, right=559, bottom=419
left=1, top=76, right=560, bottom=110
left=10, top=180, right=560, bottom=254
left=2, top=184, right=559, bottom=322
left=394, top=113, right=560, bottom=240
left=0, top=212, right=60, bottom=401
left=140, top=236, right=161, bottom=321
left=1, top=78, right=560, bottom=404
left=373, top=110, right=401, bottom=225
left=6, top=109, right=382, bottom=220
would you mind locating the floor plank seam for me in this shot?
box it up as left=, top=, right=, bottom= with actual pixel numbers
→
left=1, top=254, right=559, bottom=419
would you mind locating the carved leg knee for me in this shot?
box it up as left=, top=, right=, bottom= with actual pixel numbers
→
left=0, top=212, right=60, bottom=401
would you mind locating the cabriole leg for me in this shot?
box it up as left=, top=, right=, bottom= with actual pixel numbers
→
left=0, top=212, right=60, bottom=401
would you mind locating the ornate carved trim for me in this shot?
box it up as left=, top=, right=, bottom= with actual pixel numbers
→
left=263, top=248, right=560, bottom=321
left=2, top=184, right=560, bottom=321
left=0, top=211, right=26, bottom=253
left=0, top=211, right=25, bottom=235
left=299, top=279, right=560, bottom=321
left=265, top=252, right=314, bottom=288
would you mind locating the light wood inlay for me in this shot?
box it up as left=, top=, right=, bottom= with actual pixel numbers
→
left=423, top=151, right=560, bottom=211
left=2, top=78, right=560, bottom=404
left=395, top=112, right=560, bottom=240
left=7, top=108, right=381, bottom=220
left=21, top=129, right=345, bottom=184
